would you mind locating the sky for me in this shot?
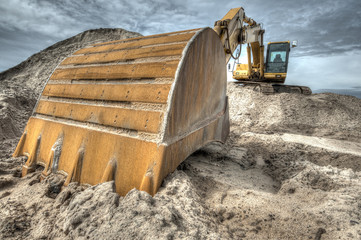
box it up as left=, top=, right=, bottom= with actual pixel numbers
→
left=0, top=0, right=360, bottom=90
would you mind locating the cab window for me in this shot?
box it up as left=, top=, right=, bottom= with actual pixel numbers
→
left=265, top=43, right=290, bottom=73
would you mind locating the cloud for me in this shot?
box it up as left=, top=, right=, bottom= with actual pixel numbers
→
left=2, top=0, right=359, bottom=55
left=241, top=0, right=361, bottom=57
left=0, top=0, right=202, bottom=38
left=286, top=50, right=361, bottom=90
left=0, top=0, right=360, bottom=90
left=0, top=0, right=202, bottom=71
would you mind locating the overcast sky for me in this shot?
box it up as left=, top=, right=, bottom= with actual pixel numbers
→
left=1, top=0, right=360, bottom=90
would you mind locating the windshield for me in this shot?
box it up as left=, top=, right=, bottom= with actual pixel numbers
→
left=265, top=43, right=289, bottom=73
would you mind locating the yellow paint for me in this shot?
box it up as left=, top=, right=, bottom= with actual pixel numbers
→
left=51, top=61, right=179, bottom=80
left=13, top=28, right=230, bottom=197
left=43, top=83, right=171, bottom=104
left=35, top=100, right=162, bottom=133
left=264, top=72, right=287, bottom=82
left=76, top=32, right=196, bottom=55
left=267, top=41, right=290, bottom=44
left=221, top=8, right=242, bottom=20
left=62, top=43, right=186, bottom=66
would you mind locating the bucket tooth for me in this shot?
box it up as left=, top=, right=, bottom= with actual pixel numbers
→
left=40, top=134, right=63, bottom=179
left=13, top=131, right=27, bottom=157
left=21, top=135, right=41, bottom=176
left=14, top=27, right=230, bottom=196
left=139, top=160, right=160, bottom=195
left=101, top=158, right=117, bottom=183
left=40, top=147, right=54, bottom=179
left=139, top=173, right=154, bottom=196
left=64, top=147, right=85, bottom=186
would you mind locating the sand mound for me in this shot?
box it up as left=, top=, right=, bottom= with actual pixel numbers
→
left=0, top=28, right=141, bottom=96
left=0, top=28, right=141, bottom=146
left=228, top=84, right=361, bottom=142
left=0, top=29, right=360, bottom=239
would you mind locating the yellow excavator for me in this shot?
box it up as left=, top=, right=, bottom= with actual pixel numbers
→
left=231, top=19, right=311, bottom=94
left=13, top=7, right=309, bottom=196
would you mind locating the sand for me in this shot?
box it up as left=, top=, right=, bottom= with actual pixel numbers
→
left=0, top=28, right=360, bottom=240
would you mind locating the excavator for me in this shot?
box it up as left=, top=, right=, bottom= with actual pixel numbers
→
left=231, top=22, right=311, bottom=94
left=13, top=7, right=309, bottom=196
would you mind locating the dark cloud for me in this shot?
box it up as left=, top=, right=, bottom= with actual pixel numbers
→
left=240, top=0, right=361, bottom=57
left=1, top=0, right=358, bottom=58
left=0, top=0, right=209, bottom=71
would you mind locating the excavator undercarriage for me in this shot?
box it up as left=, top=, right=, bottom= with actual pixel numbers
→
left=238, top=81, right=312, bottom=95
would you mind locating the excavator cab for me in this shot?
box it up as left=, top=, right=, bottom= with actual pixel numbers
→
left=232, top=41, right=291, bottom=83
left=264, top=41, right=290, bottom=82
left=232, top=38, right=311, bottom=94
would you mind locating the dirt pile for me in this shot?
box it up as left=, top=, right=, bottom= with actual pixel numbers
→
left=228, top=84, right=361, bottom=142
left=0, top=28, right=141, bottom=96
left=0, top=170, right=224, bottom=239
left=0, top=29, right=360, bottom=239
left=0, top=28, right=141, bottom=151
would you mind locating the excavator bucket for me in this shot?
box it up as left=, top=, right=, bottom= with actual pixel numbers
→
left=13, top=27, right=229, bottom=196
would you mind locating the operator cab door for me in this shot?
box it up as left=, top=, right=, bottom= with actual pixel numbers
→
left=265, top=42, right=290, bottom=73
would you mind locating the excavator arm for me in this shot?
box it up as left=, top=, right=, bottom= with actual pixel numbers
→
left=213, top=7, right=244, bottom=63
left=213, top=7, right=265, bottom=78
